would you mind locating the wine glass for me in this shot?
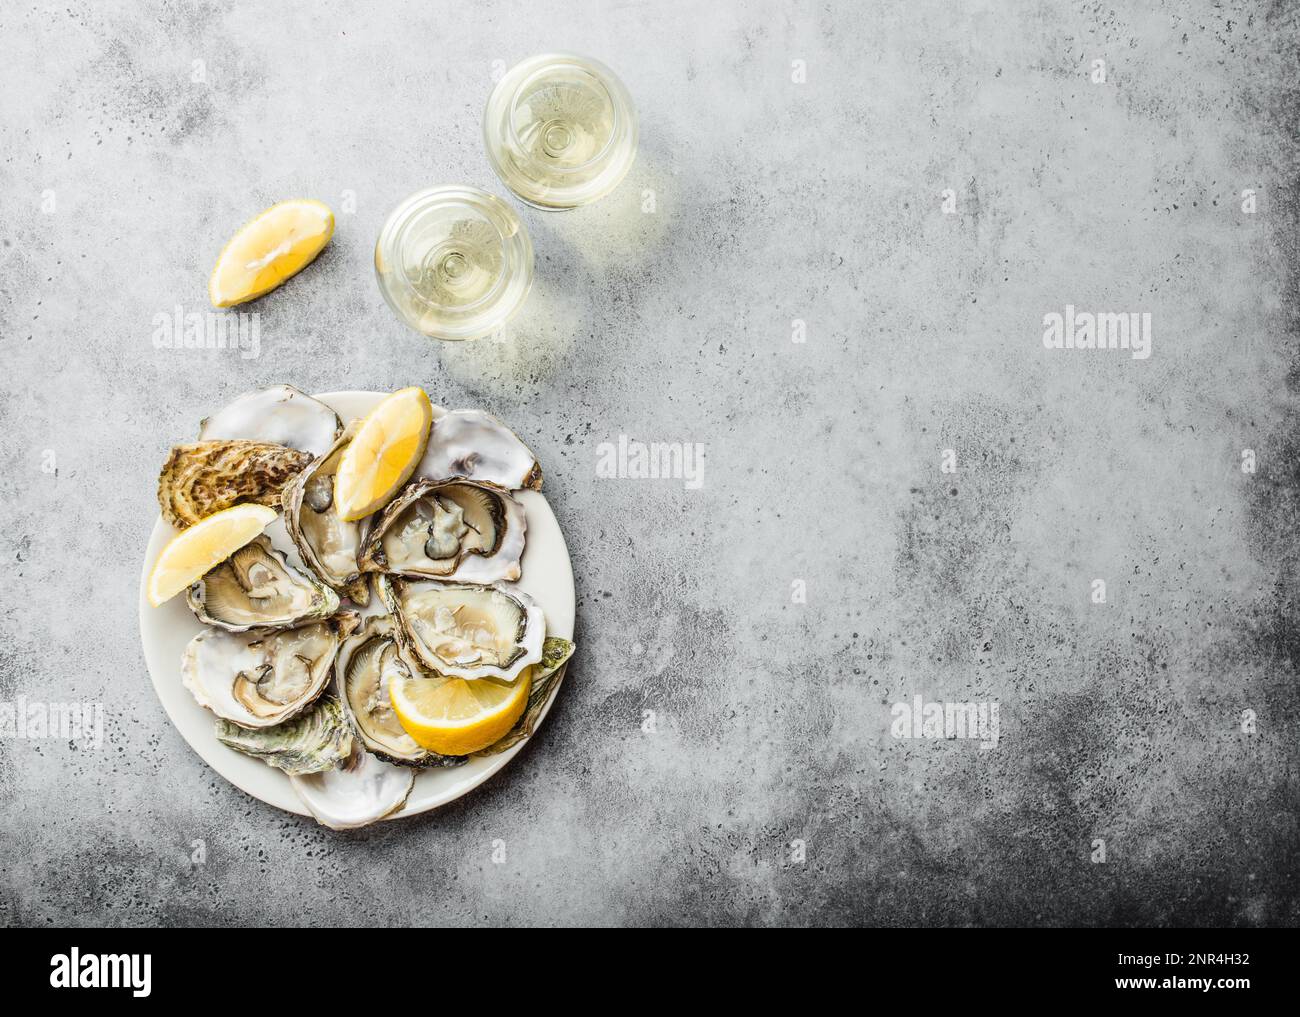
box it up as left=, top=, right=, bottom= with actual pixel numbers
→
left=484, top=53, right=638, bottom=210
left=374, top=185, right=534, bottom=341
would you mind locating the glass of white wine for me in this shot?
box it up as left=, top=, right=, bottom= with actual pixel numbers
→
left=374, top=185, right=534, bottom=341
left=484, top=53, right=638, bottom=210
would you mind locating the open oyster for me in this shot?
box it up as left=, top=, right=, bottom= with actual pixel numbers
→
left=335, top=615, right=464, bottom=766
left=290, top=745, right=414, bottom=830
left=187, top=535, right=338, bottom=631
left=283, top=421, right=370, bottom=605
left=158, top=440, right=312, bottom=528
left=215, top=696, right=354, bottom=776
left=358, top=479, right=525, bottom=584
left=181, top=612, right=358, bottom=728
left=379, top=577, right=544, bottom=683
left=415, top=409, right=542, bottom=491
left=199, top=384, right=341, bottom=458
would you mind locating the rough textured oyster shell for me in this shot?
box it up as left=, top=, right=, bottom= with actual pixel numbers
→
left=284, top=421, right=370, bottom=605
left=358, top=479, right=526, bottom=584
left=334, top=615, right=465, bottom=767
left=199, top=384, right=341, bottom=458
left=378, top=576, right=544, bottom=683
left=415, top=409, right=542, bottom=491
left=187, top=535, right=338, bottom=631
left=181, top=612, right=359, bottom=729
left=157, top=440, right=312, bottom=528
left=215, top=696, right=354, bottom=776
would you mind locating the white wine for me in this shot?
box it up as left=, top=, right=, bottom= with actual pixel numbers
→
left=374, top=186, right=533, bottom=341
left=484, top=53, right=638, bottom=210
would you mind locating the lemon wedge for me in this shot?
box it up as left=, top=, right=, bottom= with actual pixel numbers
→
left=146, top=503, right=277, bottom=606
left=334, top=387, right=433, bottom=521
left=208, top=199, right=334, bottom=308
left=389, top=667, right=532, bottom=756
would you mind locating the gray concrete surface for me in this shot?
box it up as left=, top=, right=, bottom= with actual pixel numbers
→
left=1, top=0, right=1298, bottom=927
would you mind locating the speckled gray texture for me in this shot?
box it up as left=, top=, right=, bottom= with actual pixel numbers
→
left=1, top=0, right=1298, bottom=927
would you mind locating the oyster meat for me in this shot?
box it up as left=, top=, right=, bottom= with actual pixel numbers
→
left=335, top=615, right=464, bottom=766
left=290, top=745, right=414, bottom=830
left=416, top=409, right=542, bottom=491
left=215, top=695, right=354, bottom=776
left=187, top=535, right=338, bottom=631
left=182, top=612, right=358, bottom=728
left=199, top=384, right=342, bottom=458
left=380, top=577, right=544, bottom=682
left=158, top=440, right=313, bottom=528
left=284, top=421, right=370, bottom=605
left=358, top=479, right=525, bottom=584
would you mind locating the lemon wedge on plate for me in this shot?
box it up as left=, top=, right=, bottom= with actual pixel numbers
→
left=389, top=667, right=532, bottom=756
left=208, top=199, right=334, bottom=307
left=334, top=387, right=433, bottom=521
left=146, top=503, right=277, bottom=606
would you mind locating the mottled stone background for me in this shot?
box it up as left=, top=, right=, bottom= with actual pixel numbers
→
left=1, top=0, right=1297, bottom=927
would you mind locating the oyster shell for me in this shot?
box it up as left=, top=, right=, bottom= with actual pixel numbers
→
left=187, top=535, right=338, bottom=631
left=290, top=745, right=414, bottom=830
left=415, top=409, right=542, bottom=491
left=158, top=440, right=313, bottom=528
left=199, top=384, right=342, bottom=458
left=215, top=696, right=354, bottom=776
left=181, top=612, right=359, bottom=729
left=283, top=421, right=370, bottom=605
left=358, top=480, right=526, bottom=583
left=379, top=576, right=544, bottom=683
left=334, top=615, right=464, bottom=766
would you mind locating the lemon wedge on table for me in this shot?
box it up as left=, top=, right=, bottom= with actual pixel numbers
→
left=334, top=387, right=433, bottom=521
left=208, top=199, right=334, bottom=307
left=389, top=667, right=532, bottom=757
left=146, top=503, right=277, bottom=607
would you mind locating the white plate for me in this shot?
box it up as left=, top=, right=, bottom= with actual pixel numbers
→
left=137, top=391, right=576, bottom=821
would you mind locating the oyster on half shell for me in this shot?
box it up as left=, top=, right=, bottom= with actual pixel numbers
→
left=358, top=479, right=525, bottom=584
left=334, top=615, right=465, bottom=766
left=379, top=576, right=544, bottom=683
left=182, top=612, right=359, bottom=729
left=415, top=409, right=542, bottom=491
left=284, top=421, right=370, bottom=605
left=187, top=535, right=338, bottom=631
left=199, top=384, right=342, bottom=458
